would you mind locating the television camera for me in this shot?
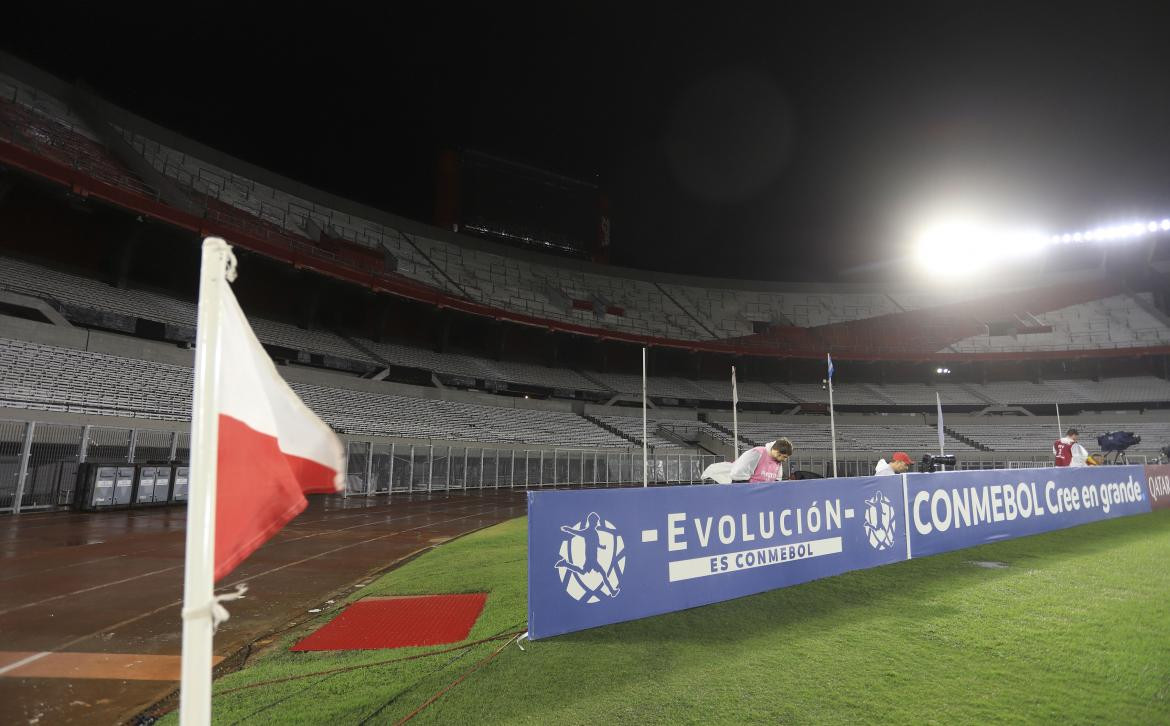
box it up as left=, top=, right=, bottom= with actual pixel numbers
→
left=918, top=453, right=957, bottom=473
left=1097, top=431, right=1140, bottom=464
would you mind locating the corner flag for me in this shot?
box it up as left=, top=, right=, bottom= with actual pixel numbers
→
left=180, top=238, right=344, bottom=725
left=827, top=353, right=835, bottom=380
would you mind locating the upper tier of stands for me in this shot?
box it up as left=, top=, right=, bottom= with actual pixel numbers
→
left=4, top=66, right=1170, bottom=357
left=4, top=254, right=1170, bottom=408
left=949, top=293, right=1170, bottom=353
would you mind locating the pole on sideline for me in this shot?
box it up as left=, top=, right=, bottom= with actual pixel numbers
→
left=642, top=347, right=648, bottom=488
left=827, top=353, right=838, bottom=478
left=180, top=238, right=231, bottom=726
left=731, top=365, right=740, bottom=460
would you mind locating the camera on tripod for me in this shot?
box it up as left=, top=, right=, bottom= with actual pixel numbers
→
left=918, top=453, right=957, bottom=473
left=1097, top=431, right=1140, bottom=464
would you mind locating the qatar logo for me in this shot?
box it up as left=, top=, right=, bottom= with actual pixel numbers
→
left=864, top=491, right=897, bottom=551
left=554, top=512, right=625, bottom=603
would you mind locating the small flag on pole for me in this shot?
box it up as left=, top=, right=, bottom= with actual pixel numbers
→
left=827, top=353, right=835, bottom=380
left=936, top=392, right=946, bottom=456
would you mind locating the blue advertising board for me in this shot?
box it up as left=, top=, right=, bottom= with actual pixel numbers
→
left=528, top=476, right=907, bottom=639
left=905, top=465, right=1149, bottom=557
left=528, top=465, right=1154, bottom=639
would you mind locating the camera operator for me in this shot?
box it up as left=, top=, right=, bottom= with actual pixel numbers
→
left=1053, top=428, right=1089, bottom=467
left=875, top=451, right=913, bottom=476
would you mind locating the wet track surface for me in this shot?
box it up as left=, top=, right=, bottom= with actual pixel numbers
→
left=0, top=490, right=527, bottom=725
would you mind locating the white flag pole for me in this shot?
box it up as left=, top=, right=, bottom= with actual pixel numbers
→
left=731, top=365, right=739, bottom=460
left=1055, top=402, right=1062, bottom=438
left=642, top=347, right=648, bottom=488
left=827, top=354, right=838, bottom=478
left=180, top=238, right=233, bottom=726
left=936, top=392, right=946, bottom=459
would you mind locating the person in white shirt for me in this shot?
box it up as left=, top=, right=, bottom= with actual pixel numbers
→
left=875, top=451, right=913, bottom=476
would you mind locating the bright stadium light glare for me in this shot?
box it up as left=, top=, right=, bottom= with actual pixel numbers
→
left=917, top=211, right=1170, bottom=278
left=1044, top=215, right=1170, bottom=243
left=914, top=219, right=1047, bottom=275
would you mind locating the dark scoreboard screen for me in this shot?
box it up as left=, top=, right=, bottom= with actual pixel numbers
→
left=456, top=151, right=602, bottom=260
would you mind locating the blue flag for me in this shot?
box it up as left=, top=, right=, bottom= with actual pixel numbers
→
left=826, top=353, right=834, bottom=380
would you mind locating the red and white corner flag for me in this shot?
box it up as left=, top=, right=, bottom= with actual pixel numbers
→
left=180, top=238, right=343, bottom=725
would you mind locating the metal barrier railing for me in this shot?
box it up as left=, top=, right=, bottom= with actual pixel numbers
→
left=0, top=419, right=186, bottom=513
left=338, top=442, right=726, bottom=496
left=4, top=415, right=1159, bottom=513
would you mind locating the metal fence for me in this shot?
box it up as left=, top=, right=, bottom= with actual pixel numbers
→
left=339, top=442, right=725, bottom=495
left=0, top=420, right=186, bottom=514
left=5, top=416, right=1157, bottom=513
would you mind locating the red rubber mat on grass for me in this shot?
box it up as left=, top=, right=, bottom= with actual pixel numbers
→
left=290, top=594, right=488, bottom=651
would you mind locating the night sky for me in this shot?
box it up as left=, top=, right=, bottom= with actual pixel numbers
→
left=6, top=3, right=1170, bottom=281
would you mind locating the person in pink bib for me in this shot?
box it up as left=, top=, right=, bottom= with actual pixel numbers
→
left=729, top=438, right=793, bottom=483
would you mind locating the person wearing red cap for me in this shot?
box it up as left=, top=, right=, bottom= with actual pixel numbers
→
left=875, top=451, right=913, bottom=476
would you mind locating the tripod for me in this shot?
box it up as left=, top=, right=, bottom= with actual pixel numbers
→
left=1101, top=449, right=1130, bottom=465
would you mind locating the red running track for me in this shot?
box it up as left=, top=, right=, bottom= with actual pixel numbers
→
left=0, top=491, right=526, bottom=725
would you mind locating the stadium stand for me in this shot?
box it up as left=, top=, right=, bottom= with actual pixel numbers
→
left=837, top=423, right=977, bottom=452
left=0, top=255, right=197, bottom=329
left=291, top=384, right=632, bottom=446
left=594, top=415, right=689, bottom=448
left=0, top=337, right=634, bottom=447
left=947, top=421, right=1170, bottom=453
left=690, top=378, right=793, bottom=403
left=7, top=324, right=1170, bottom=462
left=714, top=419, right=980, bottom=452
left=771, top=382, right=890, bottom=406
left=0, top=337, right=192, bottom=420
left=590, top=372, right=710, bottom=399
left=6, top=65, right=1170, bottom=359
left=950, top=294, right=1170, bottom=352
left=5, top=254, right=1170, bottom=413
left=0, top=88, right=156, bottom=199
left=5, top=57, right=1170, bottom=481
left=875, top=382, right=988, bottom=406
left=973, top=377, right=1170, bottom=406
left=715, top=420, right=837, bottom=450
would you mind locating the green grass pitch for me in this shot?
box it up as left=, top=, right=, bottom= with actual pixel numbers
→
left=171, top=508, right=1170, bottom=724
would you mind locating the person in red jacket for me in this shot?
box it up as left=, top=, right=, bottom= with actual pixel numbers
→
left=1053, top=428, right=1088, bottom=467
